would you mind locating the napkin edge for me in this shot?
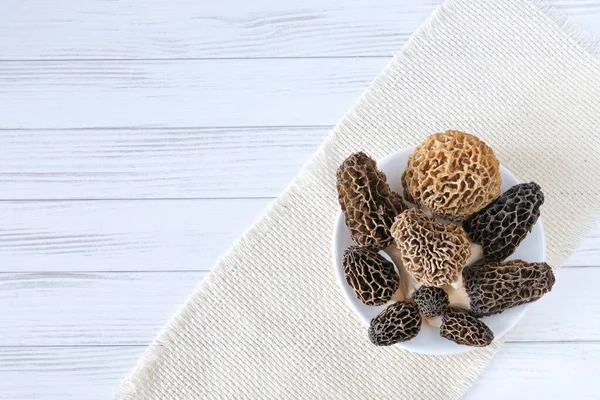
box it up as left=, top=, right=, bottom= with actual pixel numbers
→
left=530, top=0, right=599, bottom=59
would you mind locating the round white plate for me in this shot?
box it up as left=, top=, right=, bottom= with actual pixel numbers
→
left=333, top=147, right=546, bottom=355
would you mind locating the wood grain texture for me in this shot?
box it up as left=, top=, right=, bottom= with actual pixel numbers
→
left=0, top=0, right=435, bottom=60
left=0, top=128, right=327, bottom=199
left=0, top=58, right=388, bottom=129
left=1, top=200, right=598, bottom=273
left=462, top=342, right=600, bottom=400
left=0, top=199, right=270, bottom=272
left=1, top=342, right=598, bottom=400
left=0, top=346, right=144, bottom=400
left=0, top=271, right=206, bottom=346
left=0, top=267, right=597, bottom=346
left=0, top=0, right=598, bottom=60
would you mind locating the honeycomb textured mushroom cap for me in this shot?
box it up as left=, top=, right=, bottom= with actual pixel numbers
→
left=463, top=182, right=544, bottom=263
left=368, top=301, right=422, bottom=346
left=402, top=130, right=501, bottom=221
left=342, top=246, right=400, bottom=306
left=337, top=152, right=406, bottom=250
left=464, top=259, right=555, bottom=317
left=413, top=286, right=449, bottom=317
left=391, top=208, right=471, bottom=287
left=440, top=307, right=494, bottom=347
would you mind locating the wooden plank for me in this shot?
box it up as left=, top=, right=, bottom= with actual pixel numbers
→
left=1, top=200, right=598, bottom=273
left=0, top=199, right=271, bottom=272
left=0, top=271, right=206, bottom=346
left=0, top=0, right=432, bottom=60
left=507, top=266, right=600, bottom=342
left=0, top=342, right=597, bottom=399
left=0, top=267, right=597, bottom=346
left=565, top=227, right=600, bottom=267
left=463, top=342, right=600, bottom=400
left=0, top=0, right=598, bottom=60
left=0, top=58, right=385, bottom=129
left=0, top=127, right=327, bottom=199
left=0, top=346, right=143, bottom=400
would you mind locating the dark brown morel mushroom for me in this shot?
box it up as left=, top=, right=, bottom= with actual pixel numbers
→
left=463, top=182, right=544, bottom=263
left=337, top=152, right=406, bottom=250
left=368, top=301, right=422, bottom=346
left=342, top=246, right=400, bottom=306
left=391, top=208, right=471, bottom=287
left=463, top=259, right=555, bottom=317
left=440, top=307, right=494, bottom=347
left=402, top=130, right=501, bottom=221
left=413, top=286, right=449, bottom=317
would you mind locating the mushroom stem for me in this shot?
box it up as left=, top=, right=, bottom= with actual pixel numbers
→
left=466, top=243, right=483, bottom=266
left=426, top=315, right=443, bottom=328
left=446, top=243, right=481, bottom=289
left=384, top=245, right=419, bottom=299
left=449, top=275, right=463, bottom=290
left=391, top=288, right=405, bottom=302
left=444, top=284, right=471, bottom=310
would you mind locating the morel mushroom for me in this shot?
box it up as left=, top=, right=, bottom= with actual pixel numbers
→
left=413, top=286, right=449, bottom=317
left=337, top=152, right=406, bottom=249
left=391, top=208, right=471, bottom=287
left=402, top=130, right=501, bottom=221
left=440, top=307, right=494, bottom=347
left=342, top=246, right=400, bottom=306
left=463, top=260, right=555, bottom=317
left=464, top=182, right=544, bottom=263
left=368, top=301, right=422, bottom=346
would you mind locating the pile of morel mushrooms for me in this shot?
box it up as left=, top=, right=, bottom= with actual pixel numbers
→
left=337, top=130, right=555, bottom=347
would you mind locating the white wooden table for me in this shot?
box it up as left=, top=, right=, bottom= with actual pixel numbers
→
left=0, top=1, right=598, bottom=399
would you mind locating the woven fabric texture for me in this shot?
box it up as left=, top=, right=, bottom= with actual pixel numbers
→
left=116, top=0, right=600, bottom=398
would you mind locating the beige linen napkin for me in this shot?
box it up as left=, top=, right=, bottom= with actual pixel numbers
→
left=116, top=0, right=600, bottom=398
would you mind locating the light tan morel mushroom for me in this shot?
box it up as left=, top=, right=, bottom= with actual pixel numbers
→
left=337, top=152, right=406, bottom=250
left=391, top=208, right=471, bottom=287
left=440, top=307, right=494, bottom=347
left=368, top=301, right=422, bottom=346
left=402, top=130, right=501, bottom=221
left=463, top=260, right=555, bottom=317
left=342, top=246, right=400, bottom=306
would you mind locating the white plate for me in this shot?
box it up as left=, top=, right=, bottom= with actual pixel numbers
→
left=333, top=147, right=546, bottom=355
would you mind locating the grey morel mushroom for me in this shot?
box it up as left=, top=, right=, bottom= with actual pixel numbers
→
left=463, top=259, right=555, bottom=317
left=368, top=301, right=422, bottom=346
left=337, top=152, right=406, bottom=250
left=413, top=286, right=449, bottom=317
left=463, top=182, right=544, bottom=263
left=440, top=307, right=494, bottom=347
left=342, top=246, right=400, bottom=306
